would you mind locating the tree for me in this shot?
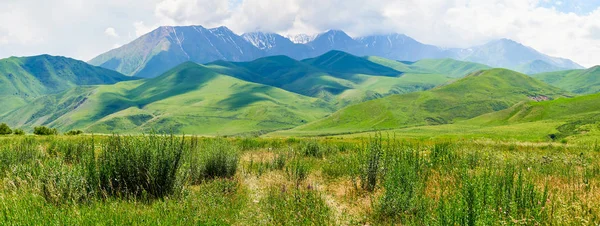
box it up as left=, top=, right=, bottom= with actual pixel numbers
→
left=65, top=130, right=84, bottom=136
left=33, top=126, right=58, bottom=136
left=0, top=123, right=12, bottom=135
left=13, top=129, right=25, bottom=135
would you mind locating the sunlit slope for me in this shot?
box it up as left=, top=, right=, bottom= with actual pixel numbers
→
left=291, top=68, right=567, bottom=134
left=2, top=62, right=331, bottom=135
left=0, top=55, right=132, bottom=115
left=207, top=51, right=488, bottom=108
left=532, top=66, right=600, bottom=94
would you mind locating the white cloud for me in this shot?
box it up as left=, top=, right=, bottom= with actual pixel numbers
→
left=104, top=27, right=119, bottom=38
left=133, top=21, right=155, bottom=37
left=1, top=0, right=600, bottom=66
left=155, top=0, right=232, bottom=26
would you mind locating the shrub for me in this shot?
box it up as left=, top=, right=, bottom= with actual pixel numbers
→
left=262, top=187, right=332, bottom=225
left=12, top=129, right=25, bottom=135
left=360, top=134, right=384, bottom=192
left=41, top=159, right=90, bottom=205
left=90, top=134, right=187, bottom=199
left=0, top=123, right=12, bottom=135
left=65, top=130, right=84, bottom=136
left=189, top=138, right=239, bottom=184
left=300, top=140, right=323, bottom=158
left=286, top=158, right=309, bottom=187
left=377, top=146, right=429, bottom=221
left=33, top=126, right=58, bottom=136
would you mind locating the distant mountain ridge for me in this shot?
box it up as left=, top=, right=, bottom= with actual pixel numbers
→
left=0, top=54, right=133, bottom=115
left=89, top=25, right=584, bottom=78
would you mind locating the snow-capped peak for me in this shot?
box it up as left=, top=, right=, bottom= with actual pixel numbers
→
left=286, top=34, right=317, bottom=44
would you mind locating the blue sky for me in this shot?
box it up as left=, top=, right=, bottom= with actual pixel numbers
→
left=538, top=0, right=600, bottom=15
left=1, top=0, right=600, bottom=66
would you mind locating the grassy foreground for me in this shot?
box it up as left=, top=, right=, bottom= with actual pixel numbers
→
left=0, top=134, right=598, bottom=225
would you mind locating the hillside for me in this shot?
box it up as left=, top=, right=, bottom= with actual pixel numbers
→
left=516, top=60, right=569, bottom=74
left=532, top=66, right=600, bottom=94
left=410, top=58, right=491, bottom=77
left=291, top=68, right=568, bottom=134
left=207, top=52, right=433, bottom=107
left=0, top=55, right=132, bottom=115
left=465, top=92, right=600, bottom=139
left=1, top=62, right=331, bottom=135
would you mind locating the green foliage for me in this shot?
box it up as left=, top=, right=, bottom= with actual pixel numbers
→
left=0, top=123, right=12, bottom=135
left=377, top=145, right=429, bottom=221
left=93, top=135, right=186, bottom=199
left=286, top=158, right=310, bottom=187
left=13, top=129, right=25, bottom=135
left=41, top=159, right=91, bottom=205
left=262, top=187, right=332, bottom=225
left=65, top=130, right=84, bottom=136
left=359, top=134, right=384, bottom=192
left=0, top=136, right=599, bottom=225
left=33, top=126, right=58, bottom=136
left=300, top=139, right=323, bottom=158
left=188, top=138, right=239, bottom=183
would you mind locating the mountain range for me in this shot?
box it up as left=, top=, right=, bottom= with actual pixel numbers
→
left=89, top=25, right=583, bottom=78
left=1, top=24, right=600, bottom=140
left=2, top=51, right=493, bottom=135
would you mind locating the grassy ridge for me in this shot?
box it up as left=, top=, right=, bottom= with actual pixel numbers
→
left=2, top=62, right=331, bottom=135
left=291, top=68, right=567, bottom=134
left=208, top=51, right=492, bottom=108
left=532, top=66, right=600, bottom=94
left=411, top=58, right=491, bottom=78
left=0, top=55, right=133, bottom=115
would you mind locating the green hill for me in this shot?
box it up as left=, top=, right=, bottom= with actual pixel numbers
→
left=1, top=62, right=331, bottom=135
left=290, top=68, right=568, bottom=134
left=207, top=53, right=442, bottom=108
left=532, top=66, right=600, bottom=94
left=464, top=91, right=600, bottom=140
left=516, top=60, right=569, bottom=74
left=411, top=58, right=491, bottom=78
left=0, top=55, right=133, bottom=115
left=207, top=51, right=489, bottom=108
left=300, top=50, right=402, bottom=76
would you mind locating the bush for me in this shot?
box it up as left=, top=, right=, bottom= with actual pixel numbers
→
left=41, top=159, right=90, bottom=205
left=33, top=126, right=58, bottom=136
left=65, top=130, right=84, bottom=136
left=360, top=134, right=384, bottom=192
left=13, top=129, right=25, bottom=135
left=0, top=123, right=12, bottom=135
left=262, top=187, right=332, bottom=225
left=91, top=134, right=187, bottom=199
left=286, top=158, right=309, bottom=187
left=377, top=147, right=429, bottom=221
left=300, top=140, right=323, bottom=158
left=189, top=139, right=239, bottom=184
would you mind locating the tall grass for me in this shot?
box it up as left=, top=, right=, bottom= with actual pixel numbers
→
left=262, top=186, right=332, bottom=225
left=377, top=144, right=429, bottom=222
left=93, top=135, right=186, bottom=199
left=188, top=138, right=239, bottom=184
left=0, top=135, right=598, bottom=225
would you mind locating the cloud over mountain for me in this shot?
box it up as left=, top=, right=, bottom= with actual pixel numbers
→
left=1, top=0, right=600, bottom=67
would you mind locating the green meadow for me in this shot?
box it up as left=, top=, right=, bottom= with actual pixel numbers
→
left=0, top=134, right=597, bottom=225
